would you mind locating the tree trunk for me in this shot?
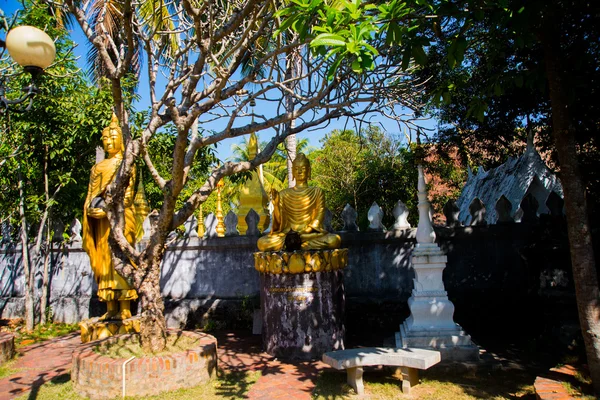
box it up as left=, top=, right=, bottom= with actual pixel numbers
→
left=285, top=133, right=296, bottom=188
left=138, top=258, right=167, bottom=353
left=39, top=240, right=51, bottom=325
left=18, top=169, right=35, bottom=331
left=542, top=25, right=600, bottom=394
left=285, top=49, right=297, bottom=188
left=40, top=146, right=51, bottom=325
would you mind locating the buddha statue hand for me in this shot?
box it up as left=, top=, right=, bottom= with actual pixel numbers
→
left=87, top=196, right=108, bottom=219
left=87, top=208, right=107, bottom=219
left=270, top=188, right=279, bottom=201
left=90, top=196, right=106, bottom=210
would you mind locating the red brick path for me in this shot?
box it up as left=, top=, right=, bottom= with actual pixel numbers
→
left=0, top=331, right=327, bottom=399
left=0, top=333, right=80, bottom=400
left=215, top=331, right=327, bottom=400
left=534, top=365, right=583, bottom=400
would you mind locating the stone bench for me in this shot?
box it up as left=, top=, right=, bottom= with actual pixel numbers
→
left=322, top=347, right=441, bottom=395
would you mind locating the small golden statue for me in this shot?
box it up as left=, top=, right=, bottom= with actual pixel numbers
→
left=82, top=114, right=138, bottom=321
left=237, top=133, right=270, bottom=234
left=257, top=153, right=341, bottom=251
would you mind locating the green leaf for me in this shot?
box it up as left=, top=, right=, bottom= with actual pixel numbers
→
left=515, top=75, right=524, bottom=88
left=401, top=47, right=412, bottom=70
left=412, top=46, right=427, bottom=65
left=327, top=57, right=343, bottom=81
left=311, top=33, right=347, bottom=48
left=442, top=91, right=451, bottom=104
left=494, top=84, right=502, bottom=96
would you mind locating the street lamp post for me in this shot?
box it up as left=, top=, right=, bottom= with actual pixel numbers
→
left=0, top=25, right=56, bottom=112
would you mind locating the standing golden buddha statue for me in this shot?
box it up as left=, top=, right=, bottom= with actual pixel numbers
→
left=237, top=132, right=270, bottom=234
left=257, top=153, right=340, bottom=251
left=82, top=114, right=138, bottom=321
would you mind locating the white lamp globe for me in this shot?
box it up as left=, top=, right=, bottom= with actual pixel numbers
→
left=5, top=26, right=56, bottom=69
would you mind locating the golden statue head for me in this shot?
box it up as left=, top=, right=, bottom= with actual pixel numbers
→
left=248, top=132, right=258, bottom=160
left=102, top=113, right=124, bottom=156
left=292, top=153, right=311, bottom=184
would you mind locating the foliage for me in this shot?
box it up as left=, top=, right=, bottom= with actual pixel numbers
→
left=0, top=2, right=114, bottom=228
left=414, top=0, right=600, bottom=222
left=46, top=0, right=446, bottom=353
left=139, top=120, right=218, bottom=214
left=310, top=127, right=419, bottom=230
left=278, top=0, right=437, bottom=80
left=395, top=0, right=600, bottom=392
left=0, top=0, right=116, bottom=331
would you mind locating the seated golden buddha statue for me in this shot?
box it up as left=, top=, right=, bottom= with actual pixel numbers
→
left=82, top=114, right=138, bottom=321
left=257, top=153, right=341, bottom=251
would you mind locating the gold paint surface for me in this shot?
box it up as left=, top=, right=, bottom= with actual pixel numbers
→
left=79, top=317, right=141, bottom=343
left=257, top=153, right=341, bottom=251
left=82, top=114, right=139, bottom=321
left=216, top=179, right=226, bottom=237
left=237, top=133, right=270, bottom=234
left=253, top=249, right=348, bottom=275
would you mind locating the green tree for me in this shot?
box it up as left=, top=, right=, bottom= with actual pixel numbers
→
left=295, top=0, right=600, bottom=391
left=310, top=127, right=419, bottom=230
left=52, top=0, right=417, bottom=353
left=0, top=2, right=114, bottom=329
left=412, top=1, right=600, bottom=391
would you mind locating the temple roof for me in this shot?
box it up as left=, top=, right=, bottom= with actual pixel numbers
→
left=456, top=144, right=563, bottom=225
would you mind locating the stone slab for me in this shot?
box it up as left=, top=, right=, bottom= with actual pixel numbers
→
left=322, top=347, right=441, bottom=370
left=396, top=329, right=480, bottom=362
left=261, top=270, right=345, bottom=360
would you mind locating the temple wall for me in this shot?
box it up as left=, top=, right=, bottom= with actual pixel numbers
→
left=0, top=221, right=573, bottom=330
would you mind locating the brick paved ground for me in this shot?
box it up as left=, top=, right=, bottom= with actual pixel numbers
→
left=534, top=365, right=585, bottom=400
left=0, top=332, right=80, bottom=400
left=214, top=331, right=327, bottom=400
left=0, top=331, right=327, bottom=400
left=4, top=329, right=586, bottom=400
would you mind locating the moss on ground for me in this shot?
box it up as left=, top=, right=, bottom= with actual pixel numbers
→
left=14, top=322, right=79, bottom=348
left=15, top=370, right=261, bottom=400
left=93, top=333, right=202, bottom=358
left=0, top=357, right=20, bottom=379
left=313, top=365, right=537, bottom=400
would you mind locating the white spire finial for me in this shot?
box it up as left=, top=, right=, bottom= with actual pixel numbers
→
left=415, top=165, right=435, bottom=244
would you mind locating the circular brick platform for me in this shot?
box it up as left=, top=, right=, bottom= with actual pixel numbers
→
left=71, top=330, right=217, bottom=399
left=0, top=332, right=15, bottom=364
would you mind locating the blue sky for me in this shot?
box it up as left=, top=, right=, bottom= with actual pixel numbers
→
left=1, top=0, right=437, bottom=160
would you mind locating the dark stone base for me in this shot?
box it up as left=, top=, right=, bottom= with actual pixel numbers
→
left=260, top=270, right=345, bottom=360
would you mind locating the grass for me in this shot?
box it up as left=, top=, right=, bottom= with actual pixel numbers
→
left=15, top=322, right=79, bottom=348
left=313, top=365, right=537, bottom=400
left=14, top=369, right=261, bottom=400
left=0, top=357, right=20, bottom=379
left=562, top=381, right=596, bottom=399
left=94, top=332, right=202, bottom=358
left=556, top=361, right=595, bottom=399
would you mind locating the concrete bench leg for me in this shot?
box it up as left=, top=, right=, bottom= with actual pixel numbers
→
left=346, top=366, right=364, bottom=395
left=399, top=367, right=419, bottom=394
